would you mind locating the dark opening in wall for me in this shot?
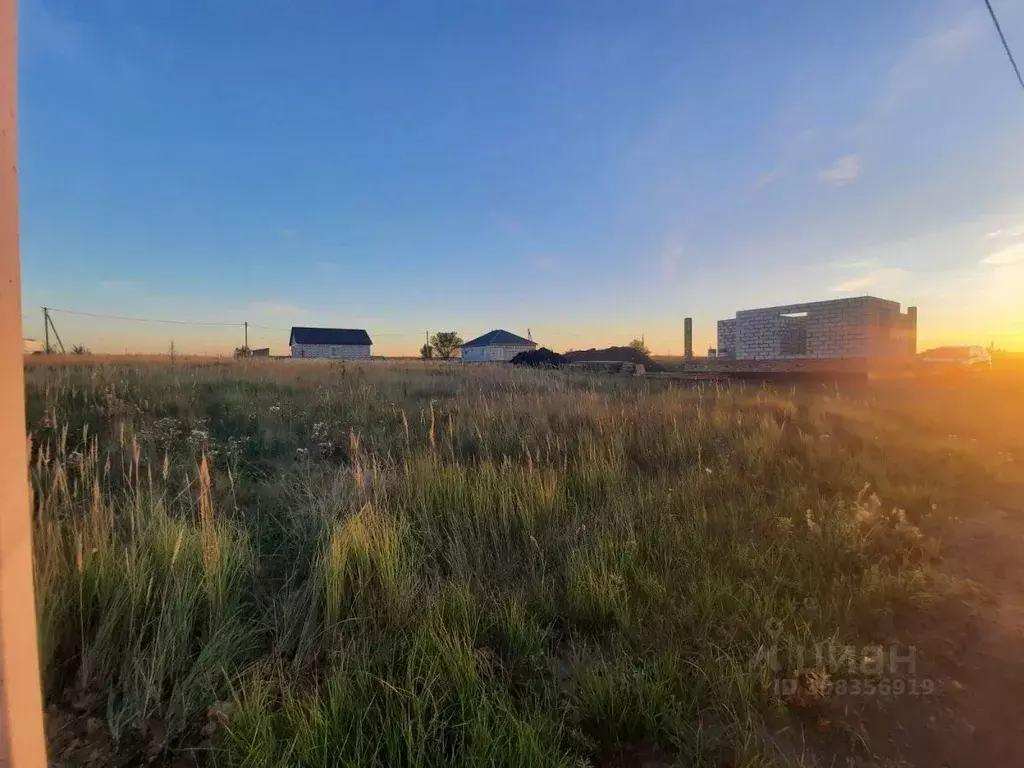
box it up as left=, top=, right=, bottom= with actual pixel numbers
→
left=779, top=313, right=809, bottom=355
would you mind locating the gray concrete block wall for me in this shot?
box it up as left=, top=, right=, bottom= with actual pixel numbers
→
left=719, top=297, right=915, bottom=361
left=865, top=301, right=918, bottom=358
left=716, top=319, right=736, bottom=357
left=291, top=343, right=371, bottom=360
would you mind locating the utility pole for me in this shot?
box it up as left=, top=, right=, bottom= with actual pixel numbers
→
left=244, top=321, right=248, bottom=351
left=169, top=340, right=175, bottom=363
left=43, top=309, right=64, bottom=354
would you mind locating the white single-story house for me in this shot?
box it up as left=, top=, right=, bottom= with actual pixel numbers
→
left=289, top=327, right=372, bottom=359
left=461, top=329, right=536, bottom=362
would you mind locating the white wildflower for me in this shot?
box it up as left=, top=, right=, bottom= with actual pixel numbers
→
left=805, top=509, right=821, bottom=535
left=854, top=493, right=881, bottom=526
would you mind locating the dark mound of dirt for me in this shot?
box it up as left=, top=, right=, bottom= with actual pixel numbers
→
left=564, top=346, right=664, bottom=372
left=510, top=347, right=568, bottom=367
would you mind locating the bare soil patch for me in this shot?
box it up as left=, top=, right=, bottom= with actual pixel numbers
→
left=800, top=493, right=1024, bottom=767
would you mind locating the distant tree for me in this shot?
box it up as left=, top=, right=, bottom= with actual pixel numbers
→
left=70, top=344, right=89, bottom=355
left=430, top=331, right=463, bottom=360
left=233, top=346, right=253, bottom=359
left=628, top=338, right=650, bottom=357
left=419, top=343, right=434, bottom=359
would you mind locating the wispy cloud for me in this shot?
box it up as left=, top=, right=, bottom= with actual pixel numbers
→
left=314, top=260, right=340, bottom=271
left=868, top=8, right=988, bottom=124
left=818, top=155, right=861, bottom=186
left=922, top=8, right=987, bottom=56
left=830, top=267, right=909, bottom=293
left=247, top=300, right=305, bottom=316
left=987, top=226, right=1024, bottom=239
left=279, top=227, right=299, bottom=239
left=98, top=279, right=132, bottom=288
left=981, top=243, right=1024, bottom=266
left=883, top=9, right=986, bottom=109
left=751, top=166, right=784, bottom=190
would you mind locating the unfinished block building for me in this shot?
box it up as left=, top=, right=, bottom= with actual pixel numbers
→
left=716, top=297, right=917, bottom=361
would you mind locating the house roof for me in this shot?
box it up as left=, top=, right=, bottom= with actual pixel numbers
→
left=462, top=330, right=536, bottom=348
left=289, top=327, right=373, bottom=346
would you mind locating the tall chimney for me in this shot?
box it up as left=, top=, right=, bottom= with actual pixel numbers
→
left=907, top=306, right=918, bottom=356
left=684, top=317, right=693, bottom=360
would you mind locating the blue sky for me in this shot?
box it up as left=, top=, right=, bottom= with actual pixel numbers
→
left=19, top=0, right=1024, bottom=354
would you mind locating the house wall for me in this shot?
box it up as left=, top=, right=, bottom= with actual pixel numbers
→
left=720, top=297, right=916, bottom=360
left=291, top=343, right=371, bottom=360
left=462, top=344, right=535, bottom=362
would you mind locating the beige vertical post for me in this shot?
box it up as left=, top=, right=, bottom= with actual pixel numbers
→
left=0, top=0, right=48, bottom=763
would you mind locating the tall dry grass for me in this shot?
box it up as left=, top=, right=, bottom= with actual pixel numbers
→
left=24, top=359, right=1021, bottom=766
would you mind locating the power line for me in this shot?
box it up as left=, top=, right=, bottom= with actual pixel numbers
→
left=984, top=0, right=1024, bottom=93
left=246, top=323, right=419, bottom=336
left=46, top=307, right=240, bottom=327
left=41, top=307, right=528, bottom=347
left=44, top=309, right=426, bottom=338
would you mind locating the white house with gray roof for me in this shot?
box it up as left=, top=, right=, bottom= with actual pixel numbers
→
left=461, top=329, right=536, bottom=362
left=289, top=327, right=373, bottom=359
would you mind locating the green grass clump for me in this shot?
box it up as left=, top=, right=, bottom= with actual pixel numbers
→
left=32, top=443, right=257, bottom=740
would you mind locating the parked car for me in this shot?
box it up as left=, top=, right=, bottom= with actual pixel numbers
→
left=918, top=345, right=992, bottom=370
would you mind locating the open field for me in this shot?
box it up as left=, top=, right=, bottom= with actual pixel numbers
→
left=25, top=359, right=1024, bottom=767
